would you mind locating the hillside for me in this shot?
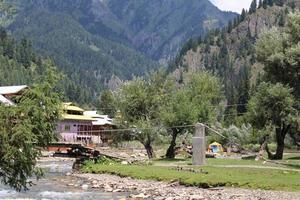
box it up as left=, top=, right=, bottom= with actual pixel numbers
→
left=170, top=2, right=291, bottom=122
left=0, top=0, right=236, bottom=105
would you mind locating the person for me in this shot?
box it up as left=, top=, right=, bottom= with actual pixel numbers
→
left=92, top=149, right=100, bottom=163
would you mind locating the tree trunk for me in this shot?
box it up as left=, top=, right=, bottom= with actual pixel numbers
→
left=255, top=135, right=269, bottom=161
left=266, top=125, right=290, bottom=160
left=165, top=130, right=178, bottom=159
left=144, top=143, right=154, bottom=159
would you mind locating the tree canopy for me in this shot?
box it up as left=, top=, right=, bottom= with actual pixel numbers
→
left=0, top=61, right=62, bottom=191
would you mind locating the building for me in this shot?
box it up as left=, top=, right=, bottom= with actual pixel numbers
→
left=0, top=85, right=28, bottom=106
left=0, top=86, right=116, bottom=145
left=57, top=103, right=115, bottom=145
left=83, top=111, right=115, bottom=144
left=57, top=102, right=96, bottom=143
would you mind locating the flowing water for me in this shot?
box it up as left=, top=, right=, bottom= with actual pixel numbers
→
left=0, top=158, right=127, bottom=200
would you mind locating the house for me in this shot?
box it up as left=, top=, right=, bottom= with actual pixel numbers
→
left=83, top=111, right=115, bottom=144
left=0, top=85, right=28, bottom=106
left=57, top=102, right=96, bottom=144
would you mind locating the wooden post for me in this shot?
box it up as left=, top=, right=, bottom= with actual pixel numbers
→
left=192, top=123, right=206, bottom=165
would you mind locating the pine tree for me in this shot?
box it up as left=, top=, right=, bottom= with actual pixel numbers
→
left=227, top=20, right=233, bottom=33
left=258, top=0, right=263, bottom=8
left=240, top=9, right=247, bottom=22
left=249, top=0, right=257, bottom=14
left=263, top=0, right=268, bottom=8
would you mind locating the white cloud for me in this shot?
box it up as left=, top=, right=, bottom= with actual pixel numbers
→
left=210, top=0, right=253, bottom=13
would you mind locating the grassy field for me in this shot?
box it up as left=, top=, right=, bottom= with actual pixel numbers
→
left=82, top=153, right=300, bottom=192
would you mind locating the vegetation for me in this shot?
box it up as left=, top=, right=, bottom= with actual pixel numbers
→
left=247, top=83, right=298, bottom=159
left=113, top=70, right=224, bottom=159
left=166, top=1, right=300, bottom=158
left=161, top=72, right=223, bottom=158
left=0, top=0, right=237, bottom=105
left=82, top=157, right=300, bottom=191
left=0, top=61, right=62, bottom=191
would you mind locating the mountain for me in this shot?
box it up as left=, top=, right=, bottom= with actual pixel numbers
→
left=169, top=1, right=291, bottom=123
left=0, top=0, right=236, bottom=105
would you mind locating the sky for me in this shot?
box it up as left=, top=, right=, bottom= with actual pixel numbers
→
left=209, top=0, right=253, bottom=13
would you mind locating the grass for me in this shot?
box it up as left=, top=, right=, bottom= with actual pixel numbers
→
left=82, top=157, right=300, bottom=191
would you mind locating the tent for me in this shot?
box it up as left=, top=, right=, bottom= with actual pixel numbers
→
left=208, top=142, right=224, bottom=153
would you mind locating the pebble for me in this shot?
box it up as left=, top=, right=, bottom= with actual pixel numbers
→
left=121, top=161, right=129, bottom=165
left=81, top=184, right=89, bottom=190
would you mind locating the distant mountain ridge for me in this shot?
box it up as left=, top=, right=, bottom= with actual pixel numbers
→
left=0, top=0, right=236, bottom=104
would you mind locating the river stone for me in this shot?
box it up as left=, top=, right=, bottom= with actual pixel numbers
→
left=113, top=189, right=122, bottom=192
left=92, top=184, right=100, bottom=188
left=121, top=161, right=128, bottom=165
left=66, top=172, right=72, bottom=176
left=81, top=184, right=89, bottom=190
left=92, top=180, right=98, bottom=184
left=189, top=195, right=205, bottom=200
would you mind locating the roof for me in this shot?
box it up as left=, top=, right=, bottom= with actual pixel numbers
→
left=62, top=102, right=84, bottom=112
left=84, top=111, right=114, bottom=126
left=62, top=114, right=96, bottom=121
left=209, top=142, right=222, bottom=146
left=84, top=111, right=101, bottom=118
left=0, top=94, right=15, bottom=106
left=0, top=85, right=28, bottom=95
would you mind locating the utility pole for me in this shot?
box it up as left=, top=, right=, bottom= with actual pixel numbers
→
left=192, top=123, right=206, bottom=165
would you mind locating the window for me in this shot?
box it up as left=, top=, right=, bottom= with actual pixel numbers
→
left=64, top=125, right=70, bottom=131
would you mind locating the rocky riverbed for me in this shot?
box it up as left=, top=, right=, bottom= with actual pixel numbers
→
left=74, top=173, right=300, bottom=200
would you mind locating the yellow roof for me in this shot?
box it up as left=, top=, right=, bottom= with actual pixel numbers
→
left=62, top=102, right=84, bottom=112
left=62, top=114, right=96, bottom=121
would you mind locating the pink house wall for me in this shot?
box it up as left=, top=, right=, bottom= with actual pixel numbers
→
left=57, top=120, right=92, bottom=142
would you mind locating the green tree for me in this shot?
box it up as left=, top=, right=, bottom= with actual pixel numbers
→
left=256, top=12, right=300, bottom=98
left=162, top=72, right=223, bottom=158
left=160, top=89, right=198, bottom=158
left=97, top=90, right=116, bottom=117
left=249, top=0, right=257, bottom=14
left=247, top=83, right=297, bottom=160
left=0, top=60, right=62, bottom=190
left=115, top=70, right=172, bottom=158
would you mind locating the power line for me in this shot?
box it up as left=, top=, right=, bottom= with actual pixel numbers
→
left=76, top=123, right=229, bottom=140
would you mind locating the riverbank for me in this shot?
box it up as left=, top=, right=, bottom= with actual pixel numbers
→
left=73, top=173, right=300, bottom=200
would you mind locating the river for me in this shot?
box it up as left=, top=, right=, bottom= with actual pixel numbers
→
left=0, top=158, right=128, bottom=200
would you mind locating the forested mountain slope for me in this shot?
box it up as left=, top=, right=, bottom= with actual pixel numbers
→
left=169, top=1, right=292, bottom=123
left=0, top=0, right=236, bottom=103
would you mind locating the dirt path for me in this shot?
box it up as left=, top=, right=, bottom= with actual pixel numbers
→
left=154, top=162, right=300, bottom=172
left=209, top=165, right=300, bottom=172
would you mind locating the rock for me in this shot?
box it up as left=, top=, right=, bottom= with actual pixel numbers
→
left=81, top=184, right=89, bottom=190
left=67, top=183, right=74, bottom=186
left=113, top=189, right=122, bottom=192
left=104, top=185, right=113, bottom=192
left=92, top=184, right=100, bottom=188
left=132, top=193, right=148, bottom=199
left=121, top=161, right=129, bottom=165
left=92, top=180, right=98, bottom=184
left=165, top=197, right=174, bottom=200
left=189, top=195, right=205, bottom=200
left=65, top=172, right=72, bottom=176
